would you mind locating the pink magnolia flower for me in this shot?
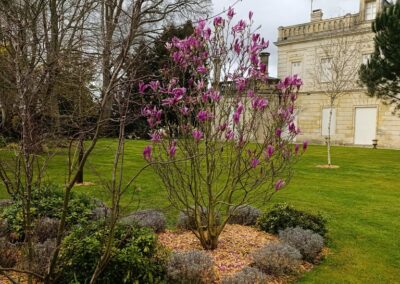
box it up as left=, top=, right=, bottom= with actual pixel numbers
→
left=235, top=77, right=246, bottom=92
left=219, top=123, right=227, bottom=132
left=195, top=79, right=206, bottom=91
left=180, top=106, right=190, bottom=116
left=209, top=90, right=221, bottom=101
left=150, top=131, right=162, bottom=143
left=267, top=145, right=274, bottom=158
left=232, top=20, right=246, bottom=33
left=139, top=81, right=148, bottom=94
left=303, top=140, right=308, bottom=151
left=169, top=141, right=177, bottom=158
left=247, top=89, right=255, bottom=98
left=225, top=129, right=234, bottom=140
left=143, top=145, right=152, bottom=161
left=274, top=179, right=286, bottom=191
left=197, top=65, right=207, bottom=74
left=197, top=110, right=212, bottom=122
left=233, top=111, right=240, bottom=125
left=275, top=128, right=282, bottom=138
left=149, top=81, right=160, bottom=92
left=294, top=144, right=300, bottom=155
left=213, top=16, right=224, bottom=27
left=227, top=6, right=235, bottom=19
left=234, top=39, right=241, bottom=54
left=250, top=158, right=260, bottom=168
left=249, top=11, right=254, bottom=20
left=192, top=129, right=203, bottom=143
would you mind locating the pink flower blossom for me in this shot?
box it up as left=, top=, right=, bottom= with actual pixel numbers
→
left=219, top=123, right=227, bottom=131
left=275, top=128, right=282, bottom=138
left=267, top=145, right=274, bottom=158
left=225, top=129, right=234, bottom=140
left=294, top=144, right=300, bottom=155
left=213, top=16, right=224, bottom=27
left=149, top=81, right=160, bottom=92
left=250, top=158, right=260, bottom=168
left=251, top=97, right=269, bottom=111
left=143, top=145, right=152, bottom=161
left=274, top=179, right=286, bottom=191
left=227, top=6, right=235, bottom=19
left=180, top=106, right=190, bottom=116
left=139, top=81, right=148, bottom=94
left=197, top=65, right=207, bottom=74
left=247, top=90, right=255, bottom=98
left=150, top=131, right=162, bottom=143
left=233, top=111, right=240, bottom=125
left=235, top=77, right=246, bottom=92
left=249, top=11, right=254, bottom=20
left=169, top=141, right=177, bottom=158
left=195, top=79, right=206, bottom=91
left=197, top=110, right=212, bottom=122
left=303, top=140, right=308, bottom=151
left=192, top=129, right=203, bottom=142
left=232, top=20, right=246, bottom=33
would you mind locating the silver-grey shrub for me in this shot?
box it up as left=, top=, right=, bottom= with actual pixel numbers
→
left=252, top=242, right=301, bottom=275
left=228, top=205, right=261, bottom=226
left=120, top=209, right=166, bottom=233
left=222, top=267, right=269, bottom=284
left=33, top=217, right=60, bottom=243
left=167, top=250, right=216, bottom=284
left=279, top=226, right=324, bottom=262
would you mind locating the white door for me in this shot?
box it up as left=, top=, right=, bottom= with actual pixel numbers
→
left=354, top=107, right=377, bottom=145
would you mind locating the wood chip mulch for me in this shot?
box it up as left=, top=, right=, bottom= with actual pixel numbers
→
left=159, top=224, right=317, bottom=283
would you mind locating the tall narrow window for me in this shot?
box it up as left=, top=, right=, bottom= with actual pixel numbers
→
left=321, top=58, right=332, bottom=83
left=365, top=1, right=377, bottom=21
left=291, top=61, right=302, bottom=78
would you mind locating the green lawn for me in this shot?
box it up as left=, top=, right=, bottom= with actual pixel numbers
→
left=1, top=139, right=399, bottom=283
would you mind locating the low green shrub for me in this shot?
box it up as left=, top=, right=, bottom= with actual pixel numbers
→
left=57, top=221, right=167, bottom=284
left=1, top=184, right=94, bottom=240
left=257, top=203, right=327, bottom=236
left=279, top=227, right=324, bottom=262
left=221, top=267, right=269, bottom=284
left=166, top=250, right=216, bottom=284
left=252, top=242, right=301, bottom=275
left=228, top=205, right=261, bottom=226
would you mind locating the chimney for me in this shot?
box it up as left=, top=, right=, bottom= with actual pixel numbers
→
left=259, top=52, right=270, bottom=75
left=311, top=9, right=323, bottom=22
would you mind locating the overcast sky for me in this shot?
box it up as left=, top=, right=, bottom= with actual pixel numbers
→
left=211, top=0, right=361, bottom=77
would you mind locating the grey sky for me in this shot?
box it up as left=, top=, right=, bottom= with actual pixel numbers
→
left=211, top=0, right=361, bottom=77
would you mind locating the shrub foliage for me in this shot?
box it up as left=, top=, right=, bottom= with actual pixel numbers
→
left=120, top=209, right=166, bottom=233
left=228, top=205, right=261, bottom=226
left=222, top=266, right=269, bottom=284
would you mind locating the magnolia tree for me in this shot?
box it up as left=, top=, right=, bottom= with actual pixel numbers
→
left=141, top=8, right=306, bottom=250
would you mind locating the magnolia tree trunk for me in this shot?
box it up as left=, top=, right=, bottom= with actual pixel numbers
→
left=140, top=9, right=307, bottom=250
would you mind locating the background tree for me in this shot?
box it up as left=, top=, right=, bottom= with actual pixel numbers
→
left=311, top=31, right=361, bottom=166
left=359, top=0, right=400, bottom=113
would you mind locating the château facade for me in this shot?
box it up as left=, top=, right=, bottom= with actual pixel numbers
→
left=275, top=0, right=400, bottom=148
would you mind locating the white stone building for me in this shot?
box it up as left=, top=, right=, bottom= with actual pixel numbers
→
left=275, top=0, right=400, bottom=148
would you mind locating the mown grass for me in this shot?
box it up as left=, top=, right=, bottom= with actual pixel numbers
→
left=1, top=139, right=399, bottom=283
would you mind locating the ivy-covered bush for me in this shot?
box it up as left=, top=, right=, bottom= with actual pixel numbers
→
left=279, top=227, right=324, bottom=262
left=252, top=242, right=301, bottom=275
left=57, top=221, right=167, bottom=284
left=166, top=250, right=216, bottom=284
left=177, top=208, right=221, bottom=231
left=228, top=205, right=261, bottom=226
left=120, top=209, right=166, bottom=233
left=257, top=203, right=327, bottom=236
left=222, top=266, right=269, bottom=284
left=1, top=184, right=94, bottom=239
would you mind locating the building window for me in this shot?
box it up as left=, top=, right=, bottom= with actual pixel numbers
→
left=365, top=1, right=377, bottom=21
left=322, top=108, right=336, bottom=136
left=291, top=61, right=302, bottom=77
left=321, top=58, right=332, bottom=83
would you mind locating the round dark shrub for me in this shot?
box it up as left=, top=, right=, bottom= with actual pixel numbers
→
left=120, top=209, right=166, bottom=233
left=257, top=203, right=327, bottom=236
left=177, top=207, right=221, bottom=230
left=33, top=217, right=60, bottom=243
left=279, top=227, right=324, bottom=262
left=57, top=221, right=167, bottom=283
left=167, top=250, right=216, bottom=284
left=252, top=242, right=301, bottom=275
left=222, top=266, right=270, bottom=284
left=228, top=205, right=261, bottom=226
left=0, top=237, right=18, bottom=268
left=21, top=239, right=57, bottom=275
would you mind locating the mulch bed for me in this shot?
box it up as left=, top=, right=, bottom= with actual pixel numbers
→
left=158, top=224, right=315, bottom=283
